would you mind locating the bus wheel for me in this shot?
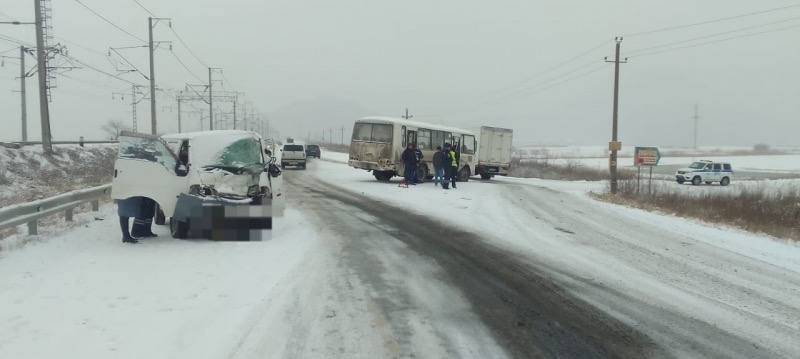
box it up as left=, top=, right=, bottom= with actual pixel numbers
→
left=373, top=171, right=392, bottom=182
left=416, top=165, right=428, bottom=183
left=458, top=166, right=471, bottom=182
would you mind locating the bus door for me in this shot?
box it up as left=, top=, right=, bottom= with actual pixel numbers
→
left=406, top=130, right=417, bottom=147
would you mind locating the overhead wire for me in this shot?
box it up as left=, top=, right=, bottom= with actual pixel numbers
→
left=131, top=0, right=157, bottom=17
left=62, top=53, right=143, bottom=86
left=627, top=15, right=800, bottom=56
left=625, top=2, right=800, bottom=37
left=71, top=0, right=146, bottom=43
left=630, top=23, right=800, bottom=58
left=168, top=26, right=208, bottom=69
left=170, top=49, right=204, bottom=82
left=0, top=34, right=33, bottom=46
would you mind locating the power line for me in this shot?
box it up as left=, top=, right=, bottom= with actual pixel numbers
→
left=71, top=0, right=146, bottom=43
left=131, top=0, right=157, bottom=17
left=478, top=39, right=611, bottom=102
left=628, top=15, right=800, bottom=56
left=0, top=34, right=33, bottom=46
left=169, top=25, right=208, bottom=68
left=630, top=22, right=800, bottom=58
left=625, top=3, right=800, bottom=37
left=170, top=49, right=204, bottom=82
left=62, top=53, right=144, bottom=86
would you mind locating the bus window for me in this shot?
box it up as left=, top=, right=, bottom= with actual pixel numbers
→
left=462, top=135, right=476, bottom=154
left=353, top=123, right=372, bottom=141
left=372, top=124, right=393, bottom=142
left=418, top=129, right=431, bottom=150
left=431, top=130, right=445, bottom=148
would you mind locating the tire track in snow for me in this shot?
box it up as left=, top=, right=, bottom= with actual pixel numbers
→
left=286, top=173, right=659, bottom=358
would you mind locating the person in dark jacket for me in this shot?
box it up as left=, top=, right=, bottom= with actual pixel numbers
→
left=432, top=146, right=445, bottom=186
left=448, top=145, right=459, bottom=189
left=401, top=143, right=416, bottom=184
left=131, top=198, right=157, bottom=238
left=413, top=145, right=424, bottom=184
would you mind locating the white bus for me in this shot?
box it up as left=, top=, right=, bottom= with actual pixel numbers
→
left=348, top=116, right=477, bottom=182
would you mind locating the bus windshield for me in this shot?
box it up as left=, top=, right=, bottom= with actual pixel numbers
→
left=353, top=123, right=393, bottom=143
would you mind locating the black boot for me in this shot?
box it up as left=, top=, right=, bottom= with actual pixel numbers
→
left=131, top=217, right=157, bottom=238
left=120, top=217, right=138, bottom=244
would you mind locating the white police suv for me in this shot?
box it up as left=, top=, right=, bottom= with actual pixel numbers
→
left=676, top=160, right=733, bottom=186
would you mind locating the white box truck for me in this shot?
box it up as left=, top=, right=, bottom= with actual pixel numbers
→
left=475, top=126, right=513, bottom=180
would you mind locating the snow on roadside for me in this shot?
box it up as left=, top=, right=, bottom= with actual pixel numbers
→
left=0, top=206, right=321, bottom=359
left=308, top=155, right=800, bottom=274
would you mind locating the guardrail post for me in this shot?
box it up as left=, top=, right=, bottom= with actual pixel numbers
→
left=27, top=220, right=38, bottom=235
left=91, top=200, right=100, bottom=211
left=65, top=208, right=73, bottom=222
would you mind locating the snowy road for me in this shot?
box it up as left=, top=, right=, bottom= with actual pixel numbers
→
left=1, top=155, right=799, bottom=358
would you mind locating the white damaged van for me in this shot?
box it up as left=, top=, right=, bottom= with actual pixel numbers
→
left=111, top=130, right=282, bottom=240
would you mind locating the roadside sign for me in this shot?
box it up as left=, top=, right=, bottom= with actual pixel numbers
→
left=634, top=146, right=660, bottom=167
left=609, top=141, right=622, bottom=151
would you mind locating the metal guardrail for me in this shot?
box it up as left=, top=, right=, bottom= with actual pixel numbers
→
left=2, top=140, right=119, bottom=147
left=0, top=184, right=112, bottom=235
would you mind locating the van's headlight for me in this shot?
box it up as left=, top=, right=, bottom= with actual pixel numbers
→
left=190, top=184, right=217, bottom=196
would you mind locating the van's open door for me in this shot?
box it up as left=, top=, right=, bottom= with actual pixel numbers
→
left=111, top=132, right=186, bottom=217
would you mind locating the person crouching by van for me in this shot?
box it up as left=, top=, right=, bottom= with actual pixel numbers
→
left=401, top=143, right=416, bottom=184
left=432, top=146, right=445, bottom=186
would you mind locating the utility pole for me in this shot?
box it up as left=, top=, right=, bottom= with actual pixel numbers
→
left=34, top=0, right=53, bottom=153
left=147, top=17, right=157, bottom=135
left=605, top=36, right=627, bottom=194
left=176, top=93, right=182, bottom=133
left=232, top=98, right=237, bottom=130
left=402, top=108, right=413, bottom=120
left=692, top=104, right=699, bottom=150
left=340, top=126, right=344, bottom=145
left=19, top=46, right=27, bottom=141
left=208, top=67, right=213, bottom=130
left=146, top=17, right=170, bottom=134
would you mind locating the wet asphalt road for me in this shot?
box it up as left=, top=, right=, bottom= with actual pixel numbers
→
left=284, top=173, right=660, bottom=358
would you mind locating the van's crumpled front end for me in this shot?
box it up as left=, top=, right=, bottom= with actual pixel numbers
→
left=170, top=133, right=274, bottom=240
left=172, top=190, right=272, bottom=241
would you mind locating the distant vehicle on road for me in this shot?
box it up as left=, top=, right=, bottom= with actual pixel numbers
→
left=676, top=160, right=733, bottom=186
left=282, top=143, right=307, bottom=169
left=475, top=126, right=513, bottom=180
left=306, top=144, right=321, bottom=158
left=348, top=117, right=477, bottom=182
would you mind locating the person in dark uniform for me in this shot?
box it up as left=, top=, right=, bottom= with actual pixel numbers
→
left=131, top=198, right=157, bottom=238
left=117, top=197, right=141, bottom=243
left=117, top=197, right=157, bottom=243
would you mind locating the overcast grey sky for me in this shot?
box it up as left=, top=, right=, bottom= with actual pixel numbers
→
left=1, top=0, right=798, bottom=147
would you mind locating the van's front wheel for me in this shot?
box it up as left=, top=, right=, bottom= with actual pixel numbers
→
left=692, top=176, right=702, bottom=186
left=170, top=218, right=188, bottom=239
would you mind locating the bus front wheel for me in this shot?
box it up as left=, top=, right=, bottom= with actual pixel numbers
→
left=458, top=166, right=471, bottom=182
left=373, top=171, right=392, bottom=182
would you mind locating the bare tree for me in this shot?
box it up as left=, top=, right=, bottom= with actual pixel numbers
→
left=102, top=120, right=129, bottom=140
